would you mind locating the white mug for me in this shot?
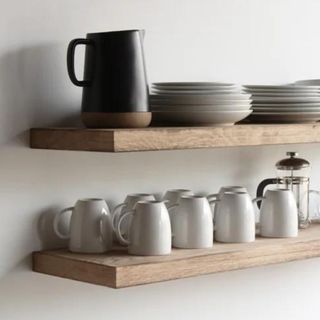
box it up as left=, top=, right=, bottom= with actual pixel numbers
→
left=163, top=189, right=193, bottom=230
left=169, top=195, right=213, bottom=249
left=116, top=200, right=171, bottom=256
left=211, top=191, right=255, bottom=243
left=207, top=186, right=248, bottom=219
left=163, top=189, right=194, bottom=207
left=253, top=189, right=298, bottom=238
left=112, top=193, right=155, bottom=238
left=53, top=198, right=113, bottom=253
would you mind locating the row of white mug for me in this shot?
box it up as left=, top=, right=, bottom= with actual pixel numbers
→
left=53, top=187, right=298, bottom=256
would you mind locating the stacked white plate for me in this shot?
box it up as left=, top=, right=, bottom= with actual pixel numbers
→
left=243, top=85, right=320, bottom=123
left=150, top=82, right=252, bottom=126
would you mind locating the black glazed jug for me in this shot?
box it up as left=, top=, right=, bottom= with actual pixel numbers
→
left=67, top=30, right=151, bottom=128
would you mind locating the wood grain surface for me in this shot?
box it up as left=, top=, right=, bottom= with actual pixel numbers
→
left=33, top=225, right=320, bottom=288
left=30, top=123, right=320, bottom=152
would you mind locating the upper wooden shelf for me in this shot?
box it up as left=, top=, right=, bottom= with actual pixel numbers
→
left=33, top=225, right=320, bottom=288
left=30, top=123, right=320, bottom=153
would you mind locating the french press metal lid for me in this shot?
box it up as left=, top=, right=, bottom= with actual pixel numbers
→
left=276, top=152, right=310, bottom=171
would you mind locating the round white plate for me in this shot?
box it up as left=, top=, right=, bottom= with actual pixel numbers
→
left=150, top=100, right=251, bottom=108
left=150, top=93, right=251, bottom=102
left=250, top=93, right=320, bottom=97
left=251, top=97, right=320, bottom=103
left=152, top=110, right=252, bottom=126
left=294, top=79, right=320, bottom=86
left=151, top=104, right=251, bottom=112
left=252, top=107, right=320, bottom=112
left=252, top=103, right=320, bottom=107
left=244, top=87, right=320, bottom=92
left=250, top=112, right=320, bottom=123
left=244, top=85, right=320, bottom=90
left=151, top=89, right=241, bottom=94
left=152, top=85, right=238, bottom=91
left=153, top=82, right=236, bottom=87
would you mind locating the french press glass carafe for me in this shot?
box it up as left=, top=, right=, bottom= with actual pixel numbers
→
left=256, top=152, right=310, bottom=229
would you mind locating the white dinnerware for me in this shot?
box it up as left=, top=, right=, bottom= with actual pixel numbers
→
left=210, top=192, right=255, bottom=243
left=150, top=93, right=251, bottom=103
left=294, top=79, right=320, bottom=86
left=152, top=81, right=237, bottom=88
left=250, top=111, right=320, bottom=123
left=150, top=104, right=251, bottom=112
left=163, top=189, right=194, bottom=206
left=112, top=193, right=155, bottom=238
left=244, top=84, right=320, bottom=123
left=150, top=82, right=252, bottom=126
left=244, top=84, right=320, bottom=90
left=253, top=189, right=298, bottom=238
left=207, top=186, right=248, bottom=219
left=53, top=198, right=113, bottom=253
left=116, top=200, right=171, bottom=256
left=168, top=195, right=213, bottom=249
left=152, top=110, right=252, bottom=126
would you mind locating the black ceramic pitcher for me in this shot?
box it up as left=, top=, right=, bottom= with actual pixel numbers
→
left=67, top=30, right=151, bottom=128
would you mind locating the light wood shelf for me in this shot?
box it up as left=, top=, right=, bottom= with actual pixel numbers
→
left=33, top=225, right=320, bottom=288
left=30, top=123, right=320, bottom=153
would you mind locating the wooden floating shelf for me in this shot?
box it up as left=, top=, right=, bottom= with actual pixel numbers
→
left=33, top=225, right=320, bottom=288
left=30, top=123, right=320, bottom=153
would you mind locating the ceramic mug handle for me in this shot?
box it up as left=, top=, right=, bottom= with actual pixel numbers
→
left=53, top=207, right=73, bottom=239
left=116, top=210, right=134, bottom=245
left=100, top=208, right=109, bottom=242
left=111, top=203, right=127, bottom=232
left=252, top=197, right=265, bottom=232
left=207, top=199, right=220, bottom=225
left=207, top=193, right=219, bottom=201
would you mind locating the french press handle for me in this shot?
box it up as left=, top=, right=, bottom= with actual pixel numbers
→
left=256, top=178, right=278, bottom=208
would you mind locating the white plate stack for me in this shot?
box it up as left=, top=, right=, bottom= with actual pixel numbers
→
left=150, top=82, right=252, bottom=126
left=243, top=85, right=320, bottom=123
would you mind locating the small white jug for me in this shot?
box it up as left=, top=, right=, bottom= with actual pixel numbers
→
left=169, top=195, right=213, bottom=249
left=253, top=189, right=298, bottom=238
left=207, top=186, right=248, bottom=220
left=53, top=198, right=113, bottom=253
left=116, top=200, right=171, bottom=256
left=211, top=191, right=255, bottom=243
left=111, top=193, right=155, bottom=238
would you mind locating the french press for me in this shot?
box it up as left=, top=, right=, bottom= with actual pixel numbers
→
left=256, top=152, right=311, bottom=228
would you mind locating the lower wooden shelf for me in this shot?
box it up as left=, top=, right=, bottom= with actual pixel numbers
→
left=32, top=225, right=320, bottom=288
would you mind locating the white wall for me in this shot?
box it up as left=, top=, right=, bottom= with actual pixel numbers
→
left=1, top=0, right=320, bottom=319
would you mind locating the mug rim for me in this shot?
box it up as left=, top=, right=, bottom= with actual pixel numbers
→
left=224, top=191, right=247, bottom=195
left=222, top=185, right=245, bottom=189
left=137, top=200, right=166, bottom=205
left=180, top=195, right=205, bottom=199
left=268, top=188, right=291, bottom=192
left=78, top=198, right=105, bottom=202
left=167, top=189, right=193, bottom=193
left=127, top=193, right=154, bottom=197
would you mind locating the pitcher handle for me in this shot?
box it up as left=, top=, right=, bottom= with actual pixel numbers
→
left=256, top=178, right=277, bottom=208
left=111, top=203, right=127, bottom=232
left=208, top=199, right=220, bottom=224
left=207, top=193, right=219, bottom=201
left=53, top=207, right=73, bottom=239
left=116, top=210, right=134, bottom=246
left=67, top=38, right=94, bottom=86
left=252, top=197, right=265, bottom=233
